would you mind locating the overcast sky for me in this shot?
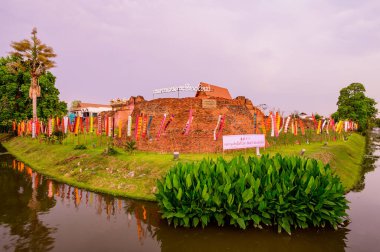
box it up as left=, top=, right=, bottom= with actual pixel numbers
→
left=1, top=0, right=379, bottom=116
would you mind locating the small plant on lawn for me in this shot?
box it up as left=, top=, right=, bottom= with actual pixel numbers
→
left=156, top=154, right=348, bottom=235
left=103, top=142, right=118, bottom=156
left=125, top=140, right=137, bottom=154
left=74, top=144, right=87, bottom=150
left=53, top=131, right=67, bottom=144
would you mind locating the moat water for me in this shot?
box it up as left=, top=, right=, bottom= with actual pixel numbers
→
left=1, top=129, right=379, bottom=251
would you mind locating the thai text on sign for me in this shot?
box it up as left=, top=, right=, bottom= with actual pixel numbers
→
left=153, top=84, right=211, bottom=94
left=223, top=134, right=265, bottom=150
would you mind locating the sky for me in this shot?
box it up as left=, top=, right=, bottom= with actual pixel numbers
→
left=1, top=0, right=380, bottom=116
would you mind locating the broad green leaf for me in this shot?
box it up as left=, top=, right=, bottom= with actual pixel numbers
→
left=193, top=217, right=199, bottom=227
left=202, top=185, right=209, bottom=201
left=176, top=187, right=183, bottom=201
left=305, top=176, right=314, bottom=194
left=252, top=214, right=261, bottom=224
left=237, top=218, right=246, bottom=229
left=165, top=176, right=172, bottom=190
left=186, top=174, right=192, bottom=188
left=242, top=188, right=253, bottom=203
left=173, top=174, right=179, bottom=190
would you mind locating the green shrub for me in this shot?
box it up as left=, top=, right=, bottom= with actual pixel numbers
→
left=155, top=154, right=348, bottom=235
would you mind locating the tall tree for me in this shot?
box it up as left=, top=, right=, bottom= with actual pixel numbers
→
left=0, top=56, right=67, bottom=127
left=8, top=28, right=56, bottom=135
left=335, top=83, right=378, bottom=131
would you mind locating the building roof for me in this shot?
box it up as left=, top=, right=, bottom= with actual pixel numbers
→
left=71, top=102, right=112, bottom=113
left=195, top=82, right=232, bottom=99
left=77, top=102, right=112, bottom=109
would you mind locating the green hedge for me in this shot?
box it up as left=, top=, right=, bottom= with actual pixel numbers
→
left=155, top=154, right=348, bottom=234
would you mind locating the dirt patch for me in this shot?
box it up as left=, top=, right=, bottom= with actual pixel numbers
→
left=309, top=151, right=334, bottom=164
left=56, top=154, right=90, bottom=165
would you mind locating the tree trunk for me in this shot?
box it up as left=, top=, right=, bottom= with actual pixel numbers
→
left=31, top=76, right=38, bottom=138
left=32, top=92, right=37, bottom=121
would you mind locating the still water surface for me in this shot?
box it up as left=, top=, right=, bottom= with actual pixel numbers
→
left=1, top=130, right=379, bottom=251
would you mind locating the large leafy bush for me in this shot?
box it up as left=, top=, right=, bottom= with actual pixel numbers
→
left=155, top=154, right=348, bottom=234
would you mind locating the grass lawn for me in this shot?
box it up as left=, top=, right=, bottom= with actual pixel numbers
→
left=1, top=133, right=365, bottom=201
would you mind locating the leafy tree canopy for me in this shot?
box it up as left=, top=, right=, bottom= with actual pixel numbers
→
left=0, top=56, right=67, bottom=126
left=335, top=83, right=378, bottom=131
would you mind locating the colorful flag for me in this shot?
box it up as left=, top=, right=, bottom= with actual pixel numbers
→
left=63, top=117, right=69, bottom=134
left=291, top=119, right=295, bottom=135
left=97, top=115, right=102, bottom=135
left=32, top=121, right=36, bottom=138
left=85, top=117, right=89, bottom=133
left=284, top=116, right=291, bottom=133
left=261, top=123, right=267, bottom=135
left=127, top=115, right=132, bottom=137
left=48, top=118, right=53, bottom=136
left=108, top=117, right=113, bottom=137
left=142, top=115, right=148, bottom=138
left=134, top=115, right=140, bottom=139
left=276, top=111, right=281, bottom=134
left=157, top=114, right=167, bottom=138
left=271, top=112, right=275, bottom=137
left=299, top=119, right=305, bottom=135
left=118, top=119, right=122, bottom=138
left=136, top=115, right=143, bottom=141
left=183, top=109, right=193, bottom=135
left=274, top=112, right=279, bottom=137
left=164, top=114, right=174, bottom=132
left=74, top=116, right=80, bottom=134
left=312, top=114, right=317, bottom=129
left=321, top=119, right=327, bottom=132
left=90, top=116, right=94, bottom=133
left=216, top=115, right=225, bottom=140
left=317, top=120, right=322, bottom=134
left=146, top=116, right=153, bottom=139
left=105, top=116, right=109, bottom=136
left=214, top=115, right=222, bottom=141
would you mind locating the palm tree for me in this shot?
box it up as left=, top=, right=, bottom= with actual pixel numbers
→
left=8, top=28, right=56, bottom=137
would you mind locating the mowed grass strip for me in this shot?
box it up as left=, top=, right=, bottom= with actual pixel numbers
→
left=1, top=133, right=365, bottom=200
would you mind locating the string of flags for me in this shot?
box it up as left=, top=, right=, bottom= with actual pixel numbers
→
left=9, top=111, right=358, bottom=140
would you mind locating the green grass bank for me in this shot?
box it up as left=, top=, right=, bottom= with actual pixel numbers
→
left=0, top=133, right=365, bottom=201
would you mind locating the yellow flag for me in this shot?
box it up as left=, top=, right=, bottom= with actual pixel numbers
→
left=118, top=120, right=122, bottom=138
left=317, top=120, right=322, bottom=134
left=90, top=116, right=94, bottom=133
left=261, top=124, right=266, bottom=135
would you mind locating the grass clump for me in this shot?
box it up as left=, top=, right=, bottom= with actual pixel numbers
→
left=156, top=154, right=348, bottom=234
left=74, top=144, right=87, bottom=150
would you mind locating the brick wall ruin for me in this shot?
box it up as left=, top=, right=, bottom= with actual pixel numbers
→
left=109, top=96, right=265, bottom=153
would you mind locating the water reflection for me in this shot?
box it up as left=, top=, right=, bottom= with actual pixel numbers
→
left=0, top=154, right=56, bottom=251
left=5, top=129, right=380, bottom=252
left=1, top=154, right=161, bottom=251
left=345, top=129, right=380, bottom=251
left=351, top=130, right=380, bottom=192
left=0, top=151, right=351, bottom=251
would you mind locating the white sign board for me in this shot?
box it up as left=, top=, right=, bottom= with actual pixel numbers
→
left=223, top=134, right=265, bottom=150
